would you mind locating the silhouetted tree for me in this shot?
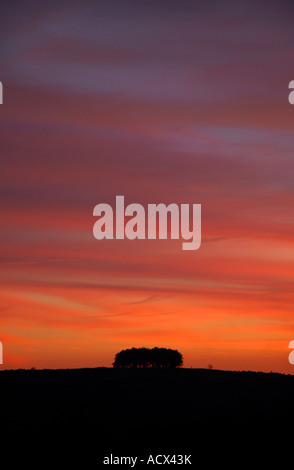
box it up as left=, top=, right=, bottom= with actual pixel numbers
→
left=113, top=347, right=183, bottom=368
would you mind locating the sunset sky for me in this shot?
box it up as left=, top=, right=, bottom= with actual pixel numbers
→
left=1, top=0, right=294, bottom=372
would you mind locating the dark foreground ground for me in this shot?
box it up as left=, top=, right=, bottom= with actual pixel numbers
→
left=1, top=367, right=293, bottom=468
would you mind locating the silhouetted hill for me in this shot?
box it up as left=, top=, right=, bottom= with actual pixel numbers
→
left=1, top=367, right=293, bottom=467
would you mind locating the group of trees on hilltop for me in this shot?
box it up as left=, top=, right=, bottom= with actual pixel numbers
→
left=113, top=347, right=183, bottom=368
